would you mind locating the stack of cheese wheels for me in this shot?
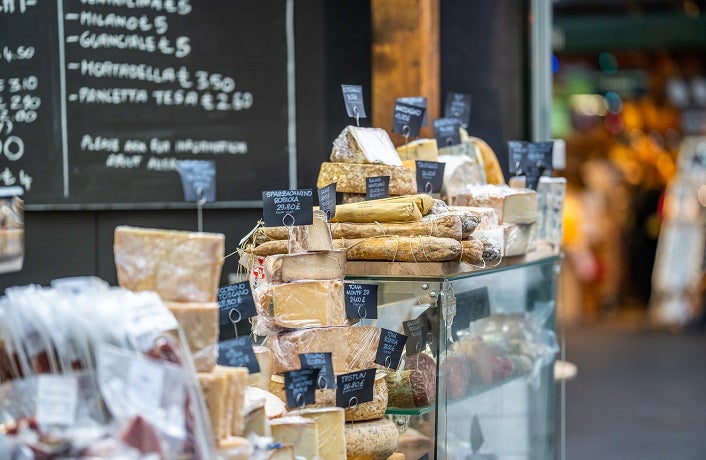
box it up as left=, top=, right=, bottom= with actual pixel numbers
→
left=318, top=125, right=417, bottom=203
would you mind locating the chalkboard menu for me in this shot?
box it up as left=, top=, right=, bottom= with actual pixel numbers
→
left=0, top=0, right=292, bottom=209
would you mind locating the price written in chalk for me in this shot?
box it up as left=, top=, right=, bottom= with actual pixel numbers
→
left=375, top=328, right=407, bottom=370
left=365, top=176, right=389, bottom=200
left=217, top=282, right=257, bottom=324
left=415, top=161, right=445, bottom=194
left=299, top=352, right=336, bottom=389
left=284, top=368, right=320, bottom=409
left=335, top=368, right=376, bottom=408
left=344, top=283, right=378, bottom=319
left=262, top=189, right=314, bottom=227
left=217, top=337, right=260, bottom=374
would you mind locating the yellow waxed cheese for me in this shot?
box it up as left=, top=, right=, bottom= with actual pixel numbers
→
left=114, top=226, right=225, bottom=303
left=396, top=138, right=439, bottom=162
left=268, top=280, right=347, bottom=329
left=198, top=372, right=230, bottom=440
left=289, top=407, right=346, bottom=460
left=345, top=418, right=400, bottom=460
left=270, top=415, right=320, bottom=460
left=166, top=301, right=218, bottom=372
left=213, top=366, right=248, bottom=437
left=264, top=251, right=347, bottom=284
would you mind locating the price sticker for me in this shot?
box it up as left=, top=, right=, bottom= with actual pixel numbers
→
left=262, top=189, right=314, bottom=227
left=341, top=84, right=367, bottom=120
left=177, top=159, right=216, bottom=202
left=344, top=283, right=378, bottom=320
left=433, top=117, right=462, bottom=147
left=397, top=96, right=428, bottom=126
left=444, top=92, right=472, bottom=128
left=415, top=161, right=445, bottom=194
left=335, top=368, right=376, bottom=408
left=36, top=374, right=78, bottom=427
left=217, top=282, right=257, bottom=326
left=365, top=176, right=389, bottom=200
left=284, top=368, right=320, bottom=409
left=317, top=182, right=337, bottom=222
left=392, top=101, right=426, bottom=138
left=452, top=287, right=490, bottom=341
left=299, top=352, right=336, bottom=390
left=374, top=328, right=407, bottom=370
left=217, top=337, right=260, bottom=374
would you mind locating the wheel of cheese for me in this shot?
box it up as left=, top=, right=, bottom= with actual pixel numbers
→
left=344, top=418, right=400, bottom=460
left=269, top=370, right=388, bottom=422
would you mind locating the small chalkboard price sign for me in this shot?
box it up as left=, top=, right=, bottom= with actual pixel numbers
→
left=262, top=189, right=314, bottom=227
left=217, top=282, right=257, bottom=327
left=365, top=176, right=390, bottom=200
left=433, top=118, right=462, bottom=147
left=341, top=84, right=367, bottom=121
left=415, top=161, right=445, bottom=194
left=284, top=368, right=320, bottom=409
left=176, top=160, right=216, bottom=202
left=217, top=337, right=260, bottom=374
left=344, top=283, right=378, bottom=320
left=444, top=92, right=472, bottom=128
left=299, top=352, right=336, bottom=389
left=375, top=328, right=407, bottom=370
left=398, top=96, right=429, bottom=126
left=317, top=182, right=337, bottom=222
left=336, top=368, right=376, bottom=408
left=392, top=101, right=426, bottom=138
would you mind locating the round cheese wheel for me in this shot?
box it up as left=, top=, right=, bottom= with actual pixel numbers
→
left=345, top=418, right=400, bottom=460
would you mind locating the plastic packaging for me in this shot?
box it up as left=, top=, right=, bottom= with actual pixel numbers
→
left=330, top=125, right=402, bottom=166
left=0, top=187, right=24, bottom=274
left=385, top=352, right=437, bottom=408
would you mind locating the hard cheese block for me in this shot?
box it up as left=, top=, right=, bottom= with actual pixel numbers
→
left=290, top=210, right=333, bottom=253
left=330, top=125, right=402, bottom=166
left=198, top=372, right=230, bottom=440
left=247, top=346, right=274, bottom=390
left=264, top=251, right=347, bottom=283
left=502, top=223, right=538, bottom=257
left=266, top=326, right=380, bottom=374
left=217, top=436, right=252, bottom=460
left=454, top=185, right=538, bottom=224
left=344, top=418, right=400, bottom=460
left=317, top=162, right=416, bottom=196
left=449, top=206, right=498, bottom=231
left=537, top=177, right=567, bottom=246
left=166, top=301, right=218, bottom=372
left=270, top=415, right=320, bottom=460
left=114, top=226, right=225, bottom=302
left=288, top=407, right=346, bottom=460
left=266, top=280, right=348, bottom=329
left=213, top=366, right=248, bottom=436
left=269, top=370, right=388, bottom=422
left=396, top=138, right=439, bottom=162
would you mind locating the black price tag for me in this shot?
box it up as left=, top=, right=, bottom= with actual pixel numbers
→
left=317, top=182, right=337, bottom=222
left=284, top=368, right=320, bottom=409
left=217, top=337, right=260, bottom=374
left=375, top=328, right=407, bottom=370
left=433, top=118, right=462, bottom=147
left=507, top=141, right=554, bottom=190
left=471, top=414, right=485, bottom=454
left=415, top=161, right=445, bottom=194
left=365, top=176, right=390, bottom=200
left=177, top=160, right=216, bottom=202
left=398, top=96, right=428, bottom=126
left=444, top=92, right=472, bottom=128
left=217, top=282, right=257, bottom=326
left=341, top=84, right=367, bottom=119
left=392, top=101, right=426, bottom=138
left=262, top=189, right=314, bottom=227
left=299, top=352, right=336, bottom=390
left=418, top=455, right=430, bottom=460
left=344, top=283, right=378, bottom=320
left=402, top=317, right=427, bottom=356
left=335, top=368, right=376, bottom=408
left=452, top=287, right=490, bottom=341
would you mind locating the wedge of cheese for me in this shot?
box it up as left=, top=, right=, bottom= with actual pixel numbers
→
left=266, top=326, right=381, bottom=375
left=330, top=126, right=402, bottom=166
left=166, top=301, right=218, bottom=372
left=264, top=251, right=346, bottom=284
left=213, top=366, right=248, bottom=436
left=265, top=280, right=348, bottom=329
left=247, top=346, right=273, bottom=390
left=345, top=418, right=400, bottom=460
left=198, top=372, right=230, bottom=440
left=453, top=185, right=537, bottom=224
left=288, top=407, right=346, bottom=460
left=270, top=415, right=320, bottom=460
left=114, top=226, right=225, bottom=302
left=317, top=162, right=416, bottom=196
left=396, top=138, right=439, bottom=162
left=502, top=223, right=538, bottom=257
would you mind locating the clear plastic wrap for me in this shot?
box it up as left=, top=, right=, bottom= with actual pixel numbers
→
left=330, top=125, right=402, bottom=166
left=0, top=188, right=24, bottom=274
left=113, top=225, right=225, bottom=303
left=439, top=153, right=485, bottom=199
left=165, top=301, right=219, bottom=373
left=385, top=352, right=437, bottom=408
left=264, top=251, right=347, bottom=284
left=334, top=236, right=462, bottom=262
left=331, top=213, right=463, bottom=240
left=453, top=184, right=538, bottom=225
left=502, top=222, right=538, bottom=257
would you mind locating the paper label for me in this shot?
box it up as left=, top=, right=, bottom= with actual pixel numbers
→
left=127, top=358, right=166, bottom=410
left=336, top=368, right=376, bottom=408
left=262, top=189, right=314, bottom=227
left=375, top=328, right=407, bottom=370
left=341, top=84, right=367, bottom=119
left=177, top=159, right=216, bottom=202
left=299, top=352, right=336, bottom=389
left=217, top=282, right=257, bottom=326
left=284, top=368, right=320, bottom=409
left=444, top=92, right=472, bottom=128
left=433, top=117, right=462, bottom=147
left=344, top=283, right=378, bottom=320
left=217, top=337, right=260, bottom=374
left=392, top=101, right=426, bottom=137
left=317, top=182, right=337, bottom=222
left=365, top=176, right=390, bottom=200
left=36, top=374, right=78, bottom=427
left=415, top=160, right=445, bottom=194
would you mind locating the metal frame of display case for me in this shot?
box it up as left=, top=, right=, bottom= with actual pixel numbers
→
left=347, top=244, right=562, bottom=460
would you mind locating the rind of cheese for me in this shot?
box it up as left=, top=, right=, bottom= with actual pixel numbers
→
left=453, top=185, right=538, bottom=224
left=264, top=251, right=347, bottom=284
left=213, top=365, right=248, bottom=437
left=269, top=371, right=387, bottom=422
left=502, top=223, right=538, bottom=257
left=396, top=138, right=439, bottom=162
left=166, top=301, right=218, bottom=372
left=344, top=418, right=400, bottom=460
left=247, top=346, right=273, bottom=390
left=290, top=210, right=333, bottom=253
left=243, top=405, right=270, bottom=437
left=330, top=126, right=402, bottom=166
left=288, top=407, right=346, bottom=460
left=245, top=386, right=286, bottom=419
left=265, top=326, right=380, bottom=375
left=270, top=415, right=320, bottom=460
left=317, top=162, right=416, bottom=196
left=114, top=226, right=225, bottom=302
left=330, top=194, right=435, bottom=224
left=265, top=280, right=349, bottom=329
left=198, top=372, right=230, bottom=440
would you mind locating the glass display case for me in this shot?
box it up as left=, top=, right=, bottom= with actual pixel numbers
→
left=347, top=245, right=561, bottom=460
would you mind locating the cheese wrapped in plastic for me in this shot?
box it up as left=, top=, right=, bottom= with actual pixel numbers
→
left=503, top=223, right=538, bottom=256
left=330, top=200, right=422, bottom=224
left=317, top=162, right=416, bottom=195
left=453, top=185, right=538, bottom=224
left=330, top=125, right=402, bottom=166
left=166, top=301, right=218, bottom=372
left=449, top=206, right=498, bottom=231
left=114, top=226, right=225, bottom=302
left=334, top=236, right=462, bottom=262
left=385, top=352, right=437, bottom=408
left=331, top=213, right=462, bottom=240
left=264, top=251, right=347, bottom=284
left=265, top=326, right=381, bottom=374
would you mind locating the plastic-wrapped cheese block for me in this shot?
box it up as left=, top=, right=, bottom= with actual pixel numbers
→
left=263, top=280, right=350, bottom=329
left=331, top=214, right=462, bottom=240
left=449, top=206, right=498, bottom=231
left=213, top=366, right=248, bottom=436
left=245, top=386, right=287, bottom=419
left=344, top=418, right=400, bottom=460
left=197, top=372, right=230, bottom=440
left=385, top=353, right=437, bottom=408
left=266, top=326, right=380, bottom=374
left=291, top=210, right=333, bottom=253
left=396, top=138, right=439, bottom=162
left=439, top=153, right=485, bottom=198
left=331, top=200, right=422, bottom=224
left=536, top=177, right=567, bottom=247
left=166, top=301, right=218, bottom=372
left=335, top=236, right=462, bottom=263
left=247, top=346, right=274, bottom=390
left=317, top=162, right=416, bottom=196
left=330, top=125, right=402, bottom=166
left=288, top=407, right=346, bottom=460
left=270, top=415, right=320, bottom=460
left=453, top=185, right=538, bottom=224
left=269, top=370, right=388, bottom=422
left=264, top=251, right=347, bottom=284
left=114, top=226, right=225, bottom=302
left=502, top=223, right=538, bottom=256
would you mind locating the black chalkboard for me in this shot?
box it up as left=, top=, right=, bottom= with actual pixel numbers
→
left=0, top=1, right=291, bottom=209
